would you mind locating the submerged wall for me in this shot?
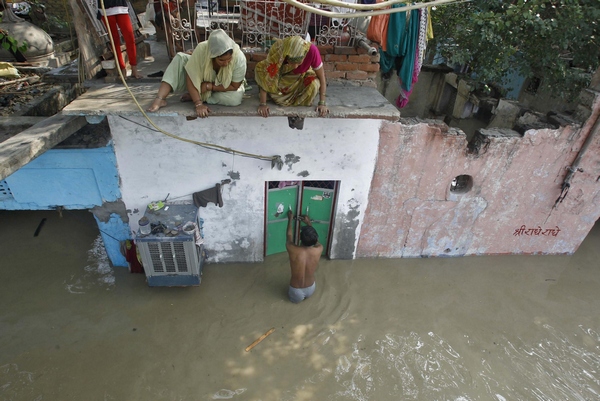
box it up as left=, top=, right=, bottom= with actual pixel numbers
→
left=358, top=112, right=600, bottom=257
left=108, top=115, right=382, bottom=262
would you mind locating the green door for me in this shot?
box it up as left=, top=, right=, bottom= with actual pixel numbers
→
left=299, top=186, right=335, bottom=256
left=265, top=185, right=299, bottom=256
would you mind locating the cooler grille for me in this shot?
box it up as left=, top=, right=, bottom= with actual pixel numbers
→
left=141, top=241, right=197, bottom=275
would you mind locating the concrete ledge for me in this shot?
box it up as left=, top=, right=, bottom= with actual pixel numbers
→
left=0, top=114, right=88, bottom=181
left=0, top=117, right=47, bottom=143
left=62, top=81, right=401, bottom=121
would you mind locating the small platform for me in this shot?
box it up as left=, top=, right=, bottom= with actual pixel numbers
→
left=62, top=81, right=401, bottom=122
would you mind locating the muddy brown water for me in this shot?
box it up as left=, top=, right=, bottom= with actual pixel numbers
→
left=1, top=210, right=599, bottom=401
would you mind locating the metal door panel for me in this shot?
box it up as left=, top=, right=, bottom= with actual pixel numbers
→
left=266, top=185, right=298, bottom=255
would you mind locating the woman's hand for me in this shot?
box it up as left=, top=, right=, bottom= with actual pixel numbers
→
left=201, top=82, right=213, bottom=93
left=195, top=103, right=210, bottom=118
left=316, top=104, right=329, bottom=117
left=258, top=104, right=270, bottom=118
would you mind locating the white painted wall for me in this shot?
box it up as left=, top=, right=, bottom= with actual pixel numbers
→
left=108, top=115, right=381, bottom=262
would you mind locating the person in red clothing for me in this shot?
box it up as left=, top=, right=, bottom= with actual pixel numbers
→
left=97, top=0, right=143, bottom=79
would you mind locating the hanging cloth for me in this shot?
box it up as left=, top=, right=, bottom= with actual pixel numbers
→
left=398, top=8, right=419, bottom=91
left=366, top=0, right=390, bottom=51
left=396, top=8, right=429, bottom=107
left=378, top=4, right=405, bottom=74
left=379, top=4, right=420, bottom=91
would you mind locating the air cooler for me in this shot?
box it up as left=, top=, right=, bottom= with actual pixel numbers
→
left=136, top=204, right=204, bottom=287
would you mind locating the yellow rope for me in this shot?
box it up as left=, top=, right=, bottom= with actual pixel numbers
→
left=98, top=0, right=279, bottom=163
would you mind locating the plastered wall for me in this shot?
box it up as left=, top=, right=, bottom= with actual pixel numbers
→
left=108, top=115, right=382, bottom=262
left=358, top=116, right=600, bottom=257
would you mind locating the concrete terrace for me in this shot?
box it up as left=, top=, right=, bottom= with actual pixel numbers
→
left=1, top=31, right=399, bottom=181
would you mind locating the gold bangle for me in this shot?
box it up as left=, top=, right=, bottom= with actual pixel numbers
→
left=318, top=100, right=326, bottom=106
left=259, top=102, right=267, bottom=106
left=194, top=101, right=203, bottom=107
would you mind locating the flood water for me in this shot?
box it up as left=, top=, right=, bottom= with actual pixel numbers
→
left=1, top=210, right=599, bottom=401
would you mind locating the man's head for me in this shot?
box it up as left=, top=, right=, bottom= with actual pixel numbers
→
left=300, top=226, right=319, bottom=247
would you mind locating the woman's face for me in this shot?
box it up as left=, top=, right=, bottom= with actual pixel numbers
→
left=214, top=53, right=233, bottom=68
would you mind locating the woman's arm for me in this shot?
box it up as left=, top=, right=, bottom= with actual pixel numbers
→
left=201, top=81, right=242, bottom=93
left=314, top=67, right=328, bottom=117
left=186, top=73, right=210, bottom=118
left=257, top=87, right=270, bottom=117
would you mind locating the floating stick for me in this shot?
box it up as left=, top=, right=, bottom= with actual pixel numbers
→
left=245, top=327, right=275, bottom=352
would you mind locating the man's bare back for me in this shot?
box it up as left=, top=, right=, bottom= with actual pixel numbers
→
left=286, top=211, right=322, bottom=302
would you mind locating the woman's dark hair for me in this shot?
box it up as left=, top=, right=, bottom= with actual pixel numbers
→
left=300, top=226, right=319, bottom=247
left=217, top=49, right=233, bottom=58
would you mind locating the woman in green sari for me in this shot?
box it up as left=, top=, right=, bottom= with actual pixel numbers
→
left=255, top=36, right=328, bottom=118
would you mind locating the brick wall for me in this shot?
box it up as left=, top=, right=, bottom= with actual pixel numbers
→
left=245, top=45, right=381, bottom=87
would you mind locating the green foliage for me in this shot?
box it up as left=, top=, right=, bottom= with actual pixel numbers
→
left=430, top=0, right=600, bottom=100
left=0, top=29, right=28, bottom=55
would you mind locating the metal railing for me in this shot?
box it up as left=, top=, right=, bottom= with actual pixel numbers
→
left=194, top=0, right=368, bottom=48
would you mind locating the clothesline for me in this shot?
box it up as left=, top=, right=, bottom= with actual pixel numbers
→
left=279, top=0, right=468, bottom=19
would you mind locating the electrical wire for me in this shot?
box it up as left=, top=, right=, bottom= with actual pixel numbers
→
left=97, top=0, right=280, bottom=165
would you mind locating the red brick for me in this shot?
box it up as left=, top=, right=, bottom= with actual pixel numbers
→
left=327, top=71, right=347, bottom=79
left=346, top=71, right=369, bottom=80
left=359, top=63, right=380, bottom=72
left=334, top=46, right=358, bottom=55
left=357, top=47, right=369, bottom=54
left=323, top=62, right=335, bottom=71
left=335, top=62, right=359, bottom=71
left=348, top=55, right=371, bottom=63
left=318, top=45, right=334, bottom=55
left=325, top=54, right=347, bottom=62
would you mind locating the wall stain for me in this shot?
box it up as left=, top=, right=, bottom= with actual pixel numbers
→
left=297, top=170, right=310, bottom=177
left=92, top=200, right=128, bottom=222
left=284, top=154, right=301, bottom=171
left=228, top=170, right=240, bottom=180
left=335, top=200, right=361, bottom=259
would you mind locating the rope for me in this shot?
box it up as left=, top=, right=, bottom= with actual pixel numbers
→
left=279, top=0, right=468, bottom=19
left=97, top=0, right=281, bottom=165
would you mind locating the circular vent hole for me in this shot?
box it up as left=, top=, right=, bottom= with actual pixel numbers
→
left=450, top=175, right=473, bottom=194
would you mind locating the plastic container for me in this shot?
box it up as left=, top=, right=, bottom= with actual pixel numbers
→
left=139, top=216, right=151, bottom=235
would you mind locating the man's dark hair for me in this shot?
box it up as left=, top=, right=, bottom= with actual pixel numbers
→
left=300, top=226, right=318, bottom=247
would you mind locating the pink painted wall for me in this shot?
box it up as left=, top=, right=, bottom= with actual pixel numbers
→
left=358, top=98, right=600, bottom=257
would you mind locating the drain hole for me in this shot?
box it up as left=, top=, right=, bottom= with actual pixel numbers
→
left=450, top=175, right=473, bottom=194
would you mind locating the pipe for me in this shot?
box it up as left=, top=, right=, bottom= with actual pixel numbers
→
left=553, top=111, right=600, bottom=208
left=356, top=35, right=377, bottom=56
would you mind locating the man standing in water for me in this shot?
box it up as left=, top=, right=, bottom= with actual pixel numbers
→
left=286, top=210, right=322, bottom=303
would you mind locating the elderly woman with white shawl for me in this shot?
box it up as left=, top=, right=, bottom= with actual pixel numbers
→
left=147, top=29, right=246, bottom=118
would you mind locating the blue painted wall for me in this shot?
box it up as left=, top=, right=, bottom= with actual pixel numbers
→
left=0, top=142, right=130, bottom=267
left=0, top=144, right=121, bottom=209
left=94, top=213, right=130, bottom=267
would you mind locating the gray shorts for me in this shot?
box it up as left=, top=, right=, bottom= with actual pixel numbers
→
left=288, top=282, right=316, bottom=303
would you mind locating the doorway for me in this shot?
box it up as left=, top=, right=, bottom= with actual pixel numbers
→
left=265, top=181, right=338, bottom=257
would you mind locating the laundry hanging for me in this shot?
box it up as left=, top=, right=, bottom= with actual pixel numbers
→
left=380, top=4, right=420, bottom=92
left=396, top=7, right=430, bottom=108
